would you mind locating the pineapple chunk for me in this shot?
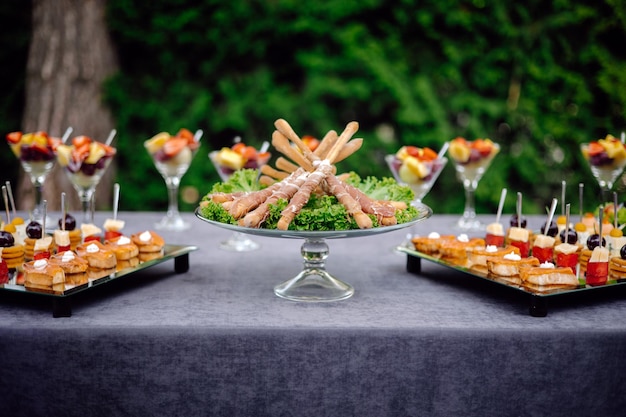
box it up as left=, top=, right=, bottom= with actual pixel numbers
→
left=404, top=156, right=429, bottom=178
left=85, top=142, right=107, bottom=164
left=56, top=144, right=72, bottom=167
left=448, top=140, right=471, bottom=163
left=144, top=132, right=170, bottom=155
left=216, top=148, right=245, bottom=170
left=103, top=219, right=125, bottom=232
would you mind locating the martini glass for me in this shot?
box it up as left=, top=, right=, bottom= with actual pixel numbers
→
left=209, top=147, right=270, bottom=251
left=7, top=130, right=68, bottom=224
left=56, top=130, right=116, bottom=224
left=147, top=130, right=201, bottom=231
left=448, top=139, right=500, bottom=231
left=581, top=135, right=626, bottom=197
left=385, top=151, right=447, bottom=248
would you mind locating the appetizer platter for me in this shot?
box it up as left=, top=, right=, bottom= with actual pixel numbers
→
left=196, top=118, right=432, bottom=301
left=0, top=243, right=197, bottom=318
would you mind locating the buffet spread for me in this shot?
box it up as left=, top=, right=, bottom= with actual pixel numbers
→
left=3, top=120, right=626, bottom=316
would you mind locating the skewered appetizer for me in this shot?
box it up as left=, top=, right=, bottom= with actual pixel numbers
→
left=131, top=230, right=165, bottom=262
left=0, top=230, right=25, bottom=271
left=199, top=119, right=419, bottom=231
left=519, top=263, right=579, bottom=292
left=49, top=250, right=89, bottom=286
left=23, top=258, right=65, bottom=293
left=58, top=213, right=81, bottom=251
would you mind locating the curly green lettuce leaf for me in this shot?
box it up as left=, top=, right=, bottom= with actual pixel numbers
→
left=208, top=169, right=264, bottom=194
left=199, top=171, right=419, bottom=230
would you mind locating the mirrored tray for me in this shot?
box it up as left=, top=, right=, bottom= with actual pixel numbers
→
left=398, top=246, right=626, bottom=317
left=195, top=204, right=432, bottom=302
left=0, top=244, right=198, bottom=317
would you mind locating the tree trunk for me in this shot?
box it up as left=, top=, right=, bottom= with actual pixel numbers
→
left=18, top=0, right=118, bottom=216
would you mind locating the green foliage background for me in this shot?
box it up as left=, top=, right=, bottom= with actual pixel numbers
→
left=3, top=0, right=626, bottom=216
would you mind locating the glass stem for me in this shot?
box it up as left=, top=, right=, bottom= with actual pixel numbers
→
left=165, top=176, right=181, bottom=218
left=463, top=186, right=476, bottom=221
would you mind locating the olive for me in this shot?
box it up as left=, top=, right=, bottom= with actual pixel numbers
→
left=0, top=231, right=15, bottom=247
left=586, top=234, right=605, bottom=250
left=26, top=221, right=42, bottom=239
left=540, top=220, right=558, bottom=237
left=559, top=229, right=578, bottom=245
left=509, top=214, right=527, bottom=228
left=58, top=213, right=77, bottom=231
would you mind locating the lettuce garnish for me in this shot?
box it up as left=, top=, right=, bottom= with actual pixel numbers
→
left=199, top=170, right=418, bottom=230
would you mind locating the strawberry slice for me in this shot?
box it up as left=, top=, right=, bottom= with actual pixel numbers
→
left=587, top=141, right=605, bottom=156
left=104, top=230, right=122, bottom=241
left=163, top=137, right=188, bottom=157
left=72, top=135, right=91, bottom=148
left=176, top=128, right=194, bottom=142
left=420, top=147, right=438, bottom=161
left=6, top=131, right=22, bottom=144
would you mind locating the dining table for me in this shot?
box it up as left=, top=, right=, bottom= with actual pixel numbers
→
left=1, top=211, right=625, bottom=417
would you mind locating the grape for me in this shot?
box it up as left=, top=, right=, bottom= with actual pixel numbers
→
left=0, top=231, right=15, bottom=247
left=26, top=221, right=42, bottom=239
left=58, top=213, right=77, bottom=231
left=80, top=163, right=97, bottom=176
left=509, top=214, right=527, bottom=228
left=620, top=245, right=626, bottom=260
left=559, top=229, right=578, bottom=244
left=586, top=234, right=605, bottom=250
left=590, top=152, right=611, bottom=166
left=540, top=220, right=558, bottom=237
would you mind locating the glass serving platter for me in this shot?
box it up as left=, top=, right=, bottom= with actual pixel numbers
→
left=0, top=244, right=198, bottom=317
left=195, top=204, right=432, bottom=302
left=397, top=246, right=626, bottom=317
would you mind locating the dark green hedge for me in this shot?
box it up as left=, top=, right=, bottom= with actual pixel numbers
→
left=3, top=1, right=626, bottom=216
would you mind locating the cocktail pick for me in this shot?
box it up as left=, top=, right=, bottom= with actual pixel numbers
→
left=61, top=127, right=73, bottom=144
left=2, top=185, right=10, bottom=224
left=579, top=183, right=584, bottom=223
left=621, top=132, right=625, bottom=144
left=113, top=183, right=120, bottom=221
left=105, top=129, right=117, bottom=146
left=61, top=192, right=66, bottom=231
left=5, top=181, right=16, bottom=218
left=565, top=203, right=571, bottom=242
left=561, top=180, right=566, bottom=217
left=495, top=188, right=507, bottom=225
left=193, top=129, right=203, bottom=143
left=90, top=193, right=96, bottom=223
left=599, top=204, right=604, bottom=245
left=42, top=200, right=47, bottom=236
left=614, top=192, right=619, bottom=229
left=544, top=198, right=558, bottom=236
left=516, top=192, right=522, bottom=228
left=437, top=141, right=450, bottom=159
left=260, top=140, right=270, bottom=153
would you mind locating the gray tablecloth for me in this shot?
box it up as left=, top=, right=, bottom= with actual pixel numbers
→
left=1, top=212, right=625, bottom=417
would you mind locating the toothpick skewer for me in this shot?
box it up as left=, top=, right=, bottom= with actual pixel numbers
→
left=61, top=192, right=66, bottom=231
left=113, top=183, right=120, bottom=221
left=579, top=183, right=584, bottom=224
left=495, top=188, right=507, bottom=225
left=5, top=181, right=16, bottom=218
left=61, top=127, right=73, bottom=143
left=105, top=129, right=117, bottom=146
left=193, top=129, right=203, bottom=143
left=565, top=203, right=571, bottom=242
left=516, top=192, right=522, bottom=228
left=614, top=192, right=619, bottom=229
left=2, top=185, right=10, bottom=224
left=561, top=181, right=566, bottom=217
left=42, top=200, right=47, bottom=236
left=545, top=198, right=558, bottom=236
left=599, top=205, right=604, bottom=245
left=438, top=142, right=450, bottom=159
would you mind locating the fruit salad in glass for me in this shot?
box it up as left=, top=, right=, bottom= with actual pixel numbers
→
left=210, top=142, right=271, bottom=182
left=144, top=128, right=201, bottom=178
left=56, top=135, right=116, bottom=223
left=385, top=145, right=447, bottom=204
left=581, top=134, right=626, bottom=191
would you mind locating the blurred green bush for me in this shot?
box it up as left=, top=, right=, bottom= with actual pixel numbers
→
left=3, top=0, right=626, bottom=216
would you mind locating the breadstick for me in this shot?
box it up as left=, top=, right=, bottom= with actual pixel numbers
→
left=260, top=164, right=289, bottom=180
left=325, top=121, right=359, bottom=163
left=313, top=130, right=338, bottom=159
left=275, top=156, right=299, bottom=173
left=259, top=176, right=276, bottom=187
left=274, top=119, right=319, bottom=163
left=333, top=138, right=363, bottom=164
left=272, top=130, right=315, bottom=171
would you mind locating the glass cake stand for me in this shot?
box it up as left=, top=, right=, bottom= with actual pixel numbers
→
left=195, top=204, right=432, bottom=302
